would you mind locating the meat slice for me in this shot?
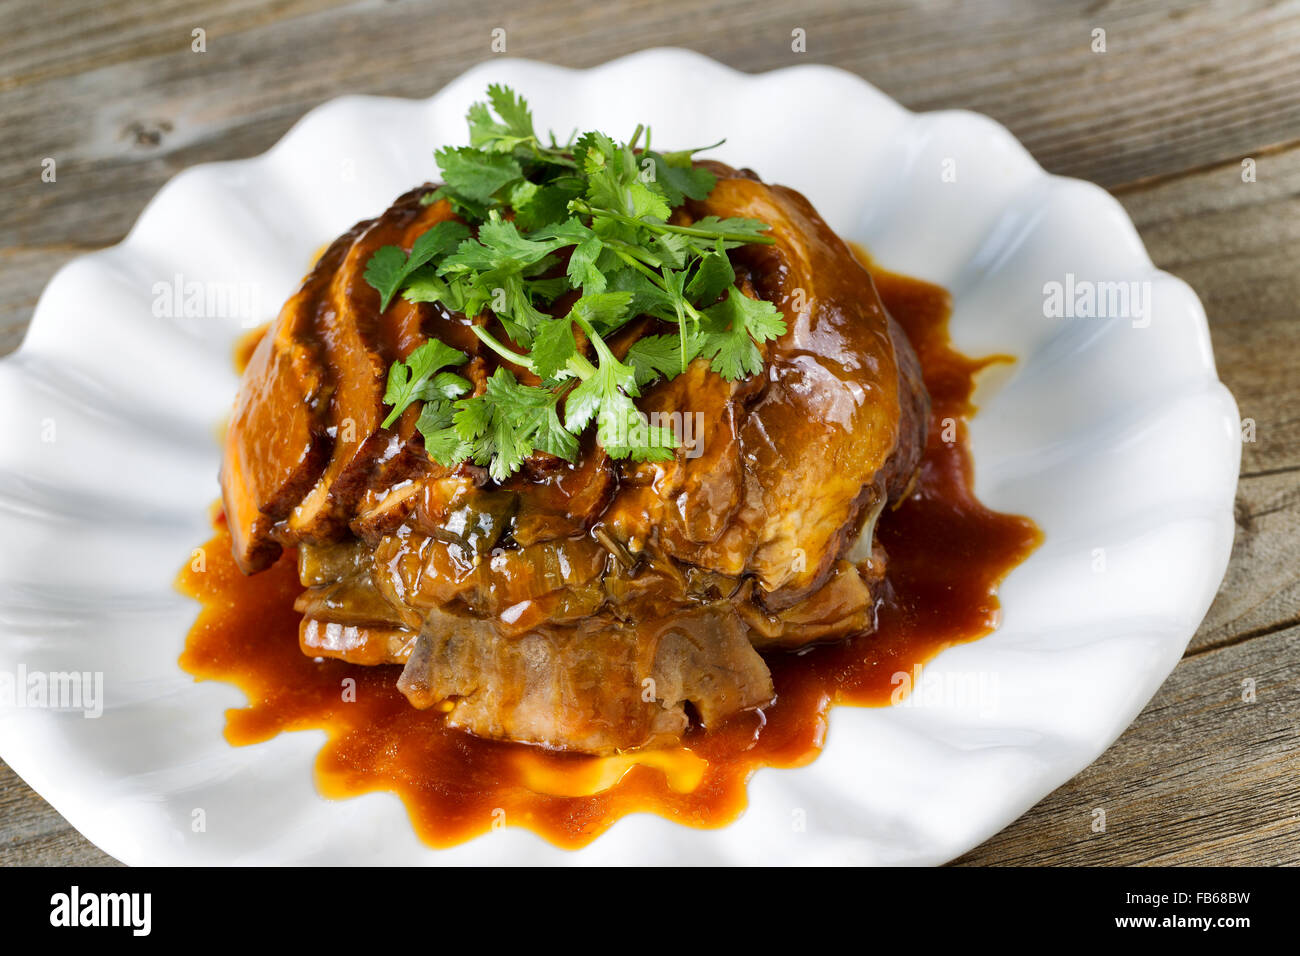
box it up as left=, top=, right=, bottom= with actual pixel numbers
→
left=287, top=192, right=460, bottom=541
left=598, top=166, right=929, bottom=610
left=294, top=539, right=418, bottom=663
left=397, top=604, right=773, bottom=754
left=684, top=169, right=928, bottom=607
left=219, top=234, right=349, bottom=572
left=220, top=190, right=468, bottom=566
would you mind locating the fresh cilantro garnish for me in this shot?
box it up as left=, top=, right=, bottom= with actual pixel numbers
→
left=381, top=339, right=470, bottom=429
left=364, top=220, right=470, bottom=311
left=698, top=289, right=787, bottom=380
left=626, top=332, right=697, bottom=388
left=433, top=149, right=523, bottom=204
left=427, top=368, right=578, bottom=482
left=363, top=85, right=786, bottom=479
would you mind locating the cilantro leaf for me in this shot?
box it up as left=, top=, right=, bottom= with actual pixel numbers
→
left=685, top=241, right=735, bottom=305
left=415, top=398, right=470, bottom=465
left=435, top=147, right=523, bottom=203
left=436, top=215, right=571, bottom=338
left=699, top=289, right=787, bottom=380
left=560, top=304, right=671, bottom=463
left=568, top=236, right=606, bottom=292
left=451, top=368, right=578, bottom=480
left=578, top=131, right=672, bottom=222
left=362, top=246, right=409, bottom=313
left=440, top=216, right=564, bottom=273
left=597, top=392, right=678, bottom=462
left=488, top=85, right=534, bottom=138
left=649, top=232, right=690, bottom=269
left=419, top=418, right=471, bottom=465
left=376, top=84, right=786, bottom=478
left=564, top=349, right=634, bottom=435
left=646, top=151, right=716, bottom=205
left=530, top=316, right=578, bottom=381
left=409, top=221, right=471, bottom=271
left=402, top=269, right=466, bottom=311
left=415, top=370, right=472, bottom=402
left=524, top=275, right=571, bottom=303
left=466, top=84, right=537, bottom=151
left=381, top=339, right=468, bottom=428
left=605, top=267, right=678, bottom=320
left=364, top=220, right=470, bottom=310
left=569, top=290, right=633, bottom=334
left=511, top=178, right=584, bottom=231
left=414, top=395, right=456, bottom=433
left=626, top=332, right=699, bottom=387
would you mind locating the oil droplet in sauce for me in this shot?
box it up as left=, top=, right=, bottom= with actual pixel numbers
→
left=178, top=260, right=1041, bottom=850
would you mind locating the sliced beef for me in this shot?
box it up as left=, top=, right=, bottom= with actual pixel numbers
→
left=681, top=169, right=928, bottom=607
left=220, top=190, right=474, bottom=563
left=397, top=603, right=773, bottom=754
left=287, top=192, right=457, bottom=541
left=594, top=167, right=928, bottom=611
left=219, top=233, right=349, bottom=572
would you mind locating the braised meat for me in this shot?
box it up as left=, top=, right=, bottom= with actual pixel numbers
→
left=396, top=604, right=771, bottom=752
left=220, top=164, right=929, bottom=754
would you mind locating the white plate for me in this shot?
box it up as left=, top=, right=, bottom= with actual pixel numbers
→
left=0, top=49, right=1239, bottom=865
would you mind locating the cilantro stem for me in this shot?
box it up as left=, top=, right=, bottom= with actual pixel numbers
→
left=474, top=313, right=601, bottom=398
left=566, top=353, right=597, bottom=379
left=606, top=246, right=706, bottom=326
left=569, top=311, right=616, bottom=367
left=662, top=138, right=725, bottom=161
left=607, top=242, right=666, bottom=275
left=472, top=324, right=535, bottom=370
left=570, top=200, right=776, bottom=245
left=474, top=321, right=599, bottom=383
left=527, top=140, right=579, bottom=169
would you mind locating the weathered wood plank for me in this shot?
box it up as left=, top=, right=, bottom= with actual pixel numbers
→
left=953, top=624, right=1300, bottom=866
left=1115, top=144, right=1300, bottom=479
left=0, top=761, right=119, bottom=864
left=1195, top=470, right=1300, bottom=655
left=1108, top=145, right=1300, bottom=658
left=0, top=0, right=355, bottom=91
left=3, top=0, right=1300, bottom=251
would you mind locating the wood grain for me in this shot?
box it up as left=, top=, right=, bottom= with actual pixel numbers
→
left=1, top=0, right=1297, bottom=866
left=5, top=0, right=1300, bottom=253
left=954, top=624, right=1300, bottom=866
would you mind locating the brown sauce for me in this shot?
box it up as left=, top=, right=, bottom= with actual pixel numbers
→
left=180, top=262, right=1041, bottom=849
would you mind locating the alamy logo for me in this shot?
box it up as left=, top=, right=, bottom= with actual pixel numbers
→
left=152, top=272, right=264, bottom=326
left=1042, top=273, right=1151, bottom=328
left=0, top=665, right=103, bottom=718
left=890, top=663, right=1000, bottom=718
left=599, top=410, right=707, bottom=460
left=49, top=886, right=151, bottom=936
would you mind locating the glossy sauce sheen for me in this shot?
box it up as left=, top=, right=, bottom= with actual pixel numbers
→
left=179, top=263, right=1041, bottom=849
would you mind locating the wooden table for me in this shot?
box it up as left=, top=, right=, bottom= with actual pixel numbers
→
left=2, top=0, right=1296, bottom=866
